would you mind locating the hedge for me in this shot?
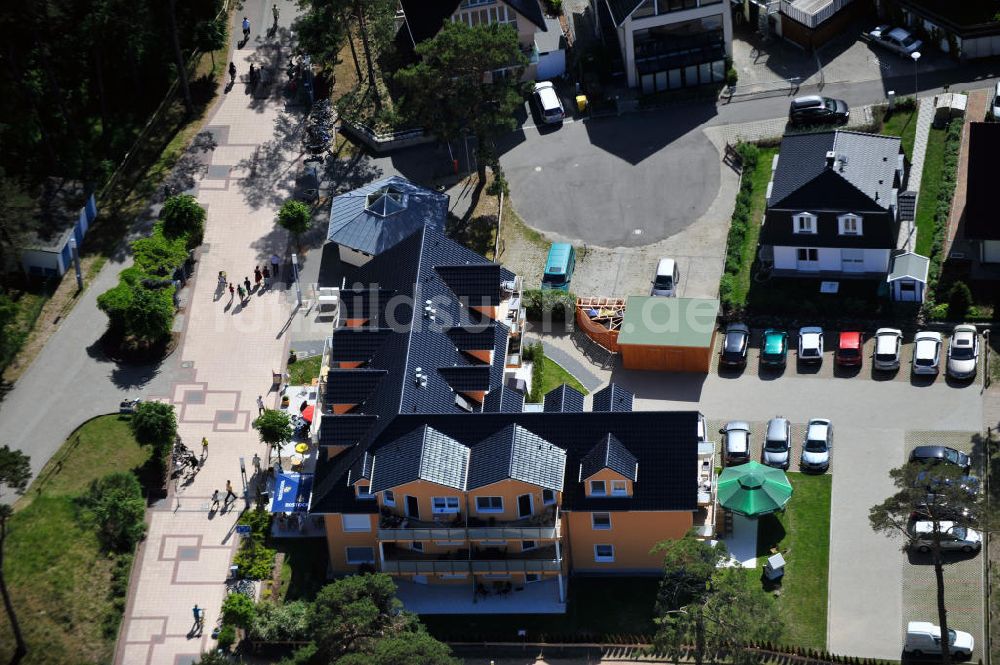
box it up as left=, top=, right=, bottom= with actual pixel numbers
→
left=923, top=119, right=963, bottom=311
left=719, top=143, right=759, bottom=313
left=523, top=289, right=576, bottom=323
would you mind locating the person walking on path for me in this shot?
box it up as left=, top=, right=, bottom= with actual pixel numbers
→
left=192, top=605, right=203, bottom=634
left=252, top=452, right=261, bottom=473
left=211, top=489, right=220, bottom=510
left=228, top=61, right=237, bottom=84
left=248, top=63, right=257, bottom=91
left=262, top=265, right=271, bottom=289
left=254, top=266, right=263, bottom=289
left=242, top=16, right=251, bottom=41
left=201, top=437, right=208, bottom=461
left=272, top=4, right=279, bottom=28
left=244, top=276, right=252, bottom=294
left=228, top=282, right=235, bottom=303
left=257, top=395, right=265, bottom=415
left=225, top=480, right=237, bottom=504
left=270, top=254, right=280, bottom=281
left=236, top=284, right=246, bottom=304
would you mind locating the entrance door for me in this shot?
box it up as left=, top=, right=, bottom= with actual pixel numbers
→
left=796, top=248, right=819, bottom=271
left=405, top=495, right=419, bottom=519
left=517, top=494, right=533, bottom=518
left=841, top=248, right=864, bottom=273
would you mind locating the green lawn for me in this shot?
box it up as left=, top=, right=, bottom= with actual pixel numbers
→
left=913, top=126, right=948, bottom=256
left=276, top=538, right=329, bottom=603
left=753, top=472, right=832, bottom=650
left=729, top=147, right=779, bottom=308
left=287, top=354, right=321, bottom=386
left=539, top=356, right=588, bottom=397
left=0, top=415, right=151, bottom=665
left=420, top=576, right=659, bottom=642
left=881, top=103, right=918, bottom=161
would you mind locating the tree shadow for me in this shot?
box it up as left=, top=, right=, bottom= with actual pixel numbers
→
left=234, top=111, right=303, bottom=210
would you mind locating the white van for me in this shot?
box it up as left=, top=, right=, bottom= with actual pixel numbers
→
left=993, top=81, right=1000, bottom=120
left=650, top=258, right=679, bottom=297
left=904, top=621, right=974, bottom=657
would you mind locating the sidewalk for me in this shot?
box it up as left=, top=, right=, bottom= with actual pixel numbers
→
left=114, top=3, right=299, bottom=663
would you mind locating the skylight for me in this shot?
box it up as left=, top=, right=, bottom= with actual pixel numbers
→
left=365, top=185, right=407, bottom=216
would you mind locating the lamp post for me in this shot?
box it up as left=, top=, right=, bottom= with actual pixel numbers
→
left=290, top=253, right=302, bottom=307
left=911, top=51, right=921, bottom=98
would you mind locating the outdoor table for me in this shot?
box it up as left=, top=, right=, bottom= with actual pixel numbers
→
left=295, top=442, right=309, bottom=454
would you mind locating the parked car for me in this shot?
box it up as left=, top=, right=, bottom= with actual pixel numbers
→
left=541, top=243, right=575, bottom=291
left=873, top=327, right=903, bottom=371
left=697, top=413, right=708, bottom=445
left=912, top=331, right=942, bottom=375
left=650, top=257, right=679, bottom=297
left=788, top=96, right=850, bottom=127
left=722, top=421, right=751, bottom=465
left=868, top=25, right=923, bottom=56
left=993, top=80, right=1000, bottom=120
left=797, top=326, right=824, bottom=364
left=835, top=331, right=863, bottom=367
left=915, top=470, right=980, bottom=499
left=800, top=418, right=833, bottom=472
left=763, top=417, right=791, bottom=469
left=910, top=521, right=982, bottom=554
left=760, top=329, right=788, bottom=367
left=909, top=445, right=972, bottom=474
left=904, top=621, right=974, bottom=657
left=532, top=81, right=565, bottom=124
left=720, top=322, right=750, bottom=368
left=946, top=324, right=979, bottom=380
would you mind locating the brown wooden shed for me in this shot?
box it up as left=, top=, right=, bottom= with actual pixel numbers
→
left=617, top=296, right=719, bottom=373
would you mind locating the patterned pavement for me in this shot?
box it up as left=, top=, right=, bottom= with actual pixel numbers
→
left=114, top=4, right=299, bottom=664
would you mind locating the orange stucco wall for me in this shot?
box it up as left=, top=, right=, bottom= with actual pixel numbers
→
left=565, top=510, right=691, bottom=573
left=381, top=478, right=560, bottom=525
left=325, top=513, right=378, bottom=573
left=581, top=467, right=634, bottom=497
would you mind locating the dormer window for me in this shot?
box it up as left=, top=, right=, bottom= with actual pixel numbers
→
left=356, top=483, right=374, bottom=500
left=589, top=480, right=606, bottom=496
left=611, top=480, right=628, bottom=496
left=793, top=213, right=817, bottom=234
left=838, top=214, right=862, bottom=236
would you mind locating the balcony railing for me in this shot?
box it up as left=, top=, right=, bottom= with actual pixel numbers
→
left=377, top=506, right=560, bottom=541
left=381, top=544, right=562, bottom=575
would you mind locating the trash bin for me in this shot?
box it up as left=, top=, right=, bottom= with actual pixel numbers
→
left=576, top=95, right=588, bottom=113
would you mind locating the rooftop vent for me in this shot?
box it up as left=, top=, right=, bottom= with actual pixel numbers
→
left=825, top=151, right=837, bottom=168
left=455, top=394, right=474, bottom=413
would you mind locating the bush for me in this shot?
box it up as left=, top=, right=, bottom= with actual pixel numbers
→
left=84, top=472, right=147, bottom=552
left=130, top=401, right=177, bottom=449
left=233, top=539, right=277, bottom=580
left=726, top=67, right=738, bottom=86
left=927, top=121, right=964, bottom=303
left=160, top=194, right=206, bottom=248
left=719, top=142, right=760, bottom=313
left=132, top=224, right=189, bottom=277
left=522, top=342, right=546, bottom=402
left=277, top=199, right=311, bottom=238
left=248, top=600, right=315, bottom=642
left=277, top=643, right=319, bottom=665
left=523, top=288, right=576, bottom=323
left=239, top=508, right=273, bottom=537
left=222, top=593, right=257, bottom=629
left=947, top=281, right=972, bottom=320
left=542, top=0, right=562, bottom=14
left=216, top=624, right=236, bottom=650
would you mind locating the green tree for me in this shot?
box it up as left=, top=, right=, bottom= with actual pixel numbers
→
left=396, top=21, right=527, bottom=178
left=276, top=199, right=312, bottom=247
left=85, top=472, right=147, bottom=552
left=221, top=592, right=256, bottom=629
left=0, top=445, right=31, bottom=663
left=0, top=170, right=38, bottom=271
left=130, top=401, right=178, bottom=449
left=654, top=535, right=783, bottom=665
left=194, top=15, right=228, bottom=70
left=193, top=649, right=231, bottom=665
left=123, top=285, right=174, bottom=344
left=252, top=409, right=292, bottom=458
left=336, top=630, right=459, bottom=665
left=161, top=194, right=206, bottom=247
left=311, top=573, right=412, bottom=660
left=870, top=461, right=983, bottom=664
left=946, top=281, right=972, bottom=321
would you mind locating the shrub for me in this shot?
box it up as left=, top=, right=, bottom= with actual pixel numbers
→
left=132, top=224, right=189, bottom=277
left=216, top=624, right=236, bottom=650
left=946, top=281, right=972, bottom=320
left=277, top=199, right=311, bottom=238
left=239, top=508, right=273, bottom=537
left=130, top=401, right=178, bottom=449
left=248, top=600, right=315, bottom=642
left=726, top=67, right=738, bottom=86
left=233, top=539, right=277, bottom=580
left=222, top=593, right=256, bottom=629
left=160, top=194, right=206, bottom=248
left=523, top=342, right=546, bottom=402
left=523, top=289, right=576, bottom=323
left=84, top=472, right=147, bottom=552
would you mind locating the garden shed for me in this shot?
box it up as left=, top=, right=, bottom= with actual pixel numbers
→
left=617, top=297, right=719, bottom=373
left=19, top=179, right=96, bottom=278
left=886, top=252, right=929, bottom=302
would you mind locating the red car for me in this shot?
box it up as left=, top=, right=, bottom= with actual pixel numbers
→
left=835, top=331, right=863, bottom=366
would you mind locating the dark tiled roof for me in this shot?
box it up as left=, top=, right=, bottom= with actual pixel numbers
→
left=370, top=425, right=470, bottom=493
left=543, top=384, right=585, bottom=413
left=966, top=122, right=1000, bottom=240
left=310, top=411, right=699, bottom=513
left=338, top=288, right=397, bottom=321
left=322, top=369, right=387, bottom=405
left=604, top=0, right=645, bottom=25
left=317, top=415, right=379, bottom=447
left=437, top=365, right=492, bottom=392
left=483, top=383, right=525, bottom=413
left=399, top=0, right=546, bottom=44
left=326, top=328, right=392, bottom=362
left=579, top=433, right=638, bottom=481
left=347, top=451, right=373, bottom=484
left=592, top=383, right=634, bottom=412
left=468, top=424, right=567, bottom=491
left=503, top=0, right=548, bottom=30
left=327, top=176, right=448, bottom=256
left=446, top=325, right=499, bottom=351
left=435, top=264, right=503, bottom=306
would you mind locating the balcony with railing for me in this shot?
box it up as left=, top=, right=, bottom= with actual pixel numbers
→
left=381, top=543, right=563, bottom=575
left=377, top=506, right=560, bottom=541
left=694, top=441, right=718, bottom=539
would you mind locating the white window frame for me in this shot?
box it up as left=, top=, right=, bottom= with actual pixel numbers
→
left=594, top=544, right=615, bottom=562
left=797, top=247, right=818, bottom=262
left=542, top=488, right=556, bottom=505
left=345, top=546, right=375, bottom=564
left=341, top=514, right=371, bottom=532
left=589, top=480, right=607, bottom=496
left=793, top=212, right=817, bottom=234
left=432, top=496, right=460, bottom=514
left=411, top=541, right=424, bottom=552
left=592, top=512, right=612, bottom=530
left=837, top=213, right=863, bottom=236
left=383, top=490, right=395, bottom=506
left=476, top=496, right=504, bottom=513
left=356, top=483, right=375, bottom=500
left=521, top=540, right=538, bottom=551
left=611, top=480, right=628, bottom=496
left=525, top=573, right=542, bottom=583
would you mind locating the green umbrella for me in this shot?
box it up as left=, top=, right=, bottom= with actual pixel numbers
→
left=717, top=461, right=792, bottom=517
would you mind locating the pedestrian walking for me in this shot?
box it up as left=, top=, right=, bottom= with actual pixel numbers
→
left=244, top=276, right=252, bottom=294
left=257, top=395, right=265, bottom=415
left=272, top=4, right=279, bottom=27
left=237, top=284, right=246, bottom=303
left=225, top=480, right=237, bottom=504
left=192, top=604, right=203, bottom=633
left=201, top=436, right=208, bottom=460
left=242, top=16, right=251, bottom=41
left=262, top=265, right=271, bottom=288
left=211, top=489, right=220, bottom=509
left=248, top=63, right=256, bottom=89
left=270, top=253, right=280, bottom=279
left=228, top=61, right=236, bottom=84
left=228, top=283, right=235, bottom=302
left=217, top=271, right=227, bottom=287
left=252, top=452, right=261, bottom=473
left=254, top=266, right=263, bottom=288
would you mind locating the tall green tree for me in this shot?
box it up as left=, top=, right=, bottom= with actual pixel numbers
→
left=0, top=445, right=31, bottom=664
left=84, top=472, right=147, bottom=552
left=252, top=409, right=292, bottom=458
left=396, top=21, right=527, bottom=178
left=870, top=461, right=983, bottom=664
left=130, top=401, right=178, bottom=450
left=336, top=630, right=460, bottom=665
left=310, top=573, right=413, bottom=660
left=276, top=199, right=312, bottom=248
left=0, top=170, right=38, bottom=272
left=654, top=535, right=784, bottom=665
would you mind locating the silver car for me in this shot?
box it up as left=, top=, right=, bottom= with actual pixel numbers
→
left=868, top=25, right=923, bottom=56
left=722, top=421, right=751, bottom=466
left=797, top=326, right=824, bottom=364
left=763, top=417, right=791, bottom=469
left=946, top=324, right=979, bottom=380
left=912, top=331, right=942, bottom=375
left=910, top=521, right=982, bottom=553
left=873, top=328, right=903, bottom=371
left=800, top=418, right=832, bottom=472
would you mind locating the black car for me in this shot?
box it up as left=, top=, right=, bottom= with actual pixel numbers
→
left=909, top=446, right=972, bottom=474
left=788, top=96, right=850, bottom=127
left=720, top=323, right=750, bottom=367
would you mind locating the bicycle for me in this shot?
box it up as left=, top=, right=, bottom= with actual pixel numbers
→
left=225, top=577, right=256, bottom=599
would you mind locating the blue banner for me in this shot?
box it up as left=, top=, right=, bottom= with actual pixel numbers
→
left=271, top=473, right=313, bottom=513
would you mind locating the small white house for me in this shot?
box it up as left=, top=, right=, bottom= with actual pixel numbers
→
left=20, top=180, right=96, bottom=278
left=886, top=251, right=929, bottom=302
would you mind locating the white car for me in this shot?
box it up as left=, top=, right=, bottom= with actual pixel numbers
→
left=650, top=257, right=679, bottom=297
left=532, top=81, right=565, bottom=124
left=873, top=327, right=903, bottom=371
left=993, top=81, right=1000, bottom=120
left=722, top=421, right=751, bottom=465
left=904, top=621, right=974, bottom=657
left=800, top=418, right=832, bottom=472
left=868, top=25, right=923, bottom=56
left=912, top=331, right=942, bottom=375
left=910, top=520, right=982, bottom=553
left=946, top=324, right=979, bottom=380
left=797, top=326, right=824, bottom=364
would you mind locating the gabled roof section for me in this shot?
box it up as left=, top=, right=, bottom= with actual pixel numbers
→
left=399, top=0, right=546, bottom=44
left=326, top=328, right=391, bottom=362
left=502, top=0, right=547, bottom=30
left=604, top=0, right=646, bottom=25
left=887, top=251, right=930, bottom=282
left=435, top=264, right=503, bottom=306
left=347, top=451, right=373, bottom=485
left=370, top=425, right=471, bottom=493
left=322, top=369, right=387, bottom=405
left=328, top=176, right=448, bottom=256
left=967, top=122, right=1000, bottom=240
left=317, top=414, right=379, bottom=447
left=592, top=383, right=634, bottom=412
left=769, top=131, right=901, bottom=211
left=579, top=433, right=638, bottom=481
left=468, top=424, right=566, bottom=491
left=543, top=384, right=585, bottom=413
left=437, top=365, right=492, bottom=393
left=338, top=288, right=397, bottom=322
left=482, top=383, right=525, bottom=413
left=446, top=325, right=498, bottom=351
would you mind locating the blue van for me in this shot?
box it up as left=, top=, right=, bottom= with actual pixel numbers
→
left=541, top=243, right=575, bottom=291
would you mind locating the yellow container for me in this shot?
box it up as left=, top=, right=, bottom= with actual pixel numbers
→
left=576, top=94, right=588, bottom=112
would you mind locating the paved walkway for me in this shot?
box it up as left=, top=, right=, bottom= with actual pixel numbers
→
left=898, top=98, right=935, bottom=252
left=115, top=2, right=299, bottom=663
